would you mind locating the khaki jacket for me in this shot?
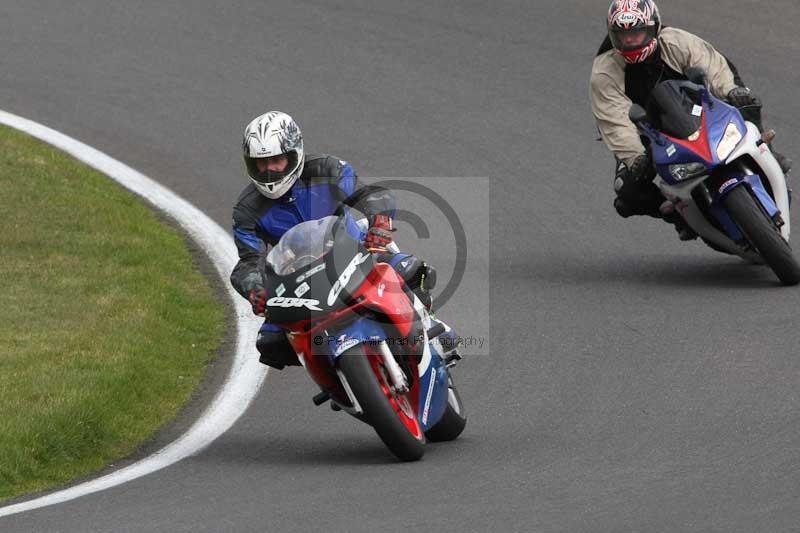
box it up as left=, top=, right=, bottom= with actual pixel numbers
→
left=590, top=27, right=738, bottom=165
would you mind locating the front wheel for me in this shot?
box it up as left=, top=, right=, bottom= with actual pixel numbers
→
left=425, top=376, right=467, bottom=442
left=725, top=185, right=800, bottom=285
left=337, top=345, right=425, bottom=461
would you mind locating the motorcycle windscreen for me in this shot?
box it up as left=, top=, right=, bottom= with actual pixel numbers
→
left=263, top=217, right=374, bottom=325
left=647, top=80, right=703, bottom=140
left=266, top=216, right=339, bottom=276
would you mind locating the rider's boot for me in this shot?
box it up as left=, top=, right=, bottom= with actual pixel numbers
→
left=770, top=149, right=792, bottom=207
left=424, top=310, right=462, bottom=367
left=773, top=150, right=793, bottom=176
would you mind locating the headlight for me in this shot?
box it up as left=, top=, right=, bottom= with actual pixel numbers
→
left=669, top=161, right=707, bottom=181
left=716, top=122, right=743, bottom=160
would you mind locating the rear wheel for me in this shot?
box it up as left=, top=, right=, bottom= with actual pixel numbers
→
left=725, top=185, right=800, bottom=285
left=337, top=345, right=425, bottom=461
left=425, top=376, right=467, bottom=442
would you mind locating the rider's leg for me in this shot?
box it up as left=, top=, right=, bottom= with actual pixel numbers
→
left=256, top=321, right=300, bottom=369
left=376, top=252, right=462, bottom=363
left=612, top=170, right=664, bottom=219
left=613, top=156, right=698, bottom=240
left=378, top=252, right=437, bottom=309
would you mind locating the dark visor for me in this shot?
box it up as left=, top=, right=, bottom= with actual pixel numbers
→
left=609, top=25, right=657, bottom=52
left=245, top=151, right=300, bottom=184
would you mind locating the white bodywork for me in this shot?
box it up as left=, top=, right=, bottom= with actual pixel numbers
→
left=656, top=121, right=791, bottom=257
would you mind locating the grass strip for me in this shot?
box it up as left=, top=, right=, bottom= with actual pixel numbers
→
left=0, top=125, right=224, bottom=500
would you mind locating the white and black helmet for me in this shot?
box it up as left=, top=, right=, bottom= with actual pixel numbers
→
left=242, top=111, right=304, bottom=199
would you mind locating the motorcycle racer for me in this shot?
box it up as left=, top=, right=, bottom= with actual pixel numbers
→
left=230, top=111, right=438, bottom=369
left=590, top=0, right=792, bottom=239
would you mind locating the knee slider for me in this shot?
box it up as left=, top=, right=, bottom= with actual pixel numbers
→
left=256, top=329, right=298, bottom=369
left=397, top=256, right=436, bottom=294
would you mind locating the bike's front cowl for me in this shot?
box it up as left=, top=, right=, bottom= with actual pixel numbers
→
left=284, top=264, right=465, bottom=462
left=630, top=81, right=800, bottom=285
left=655, top=121, right=800, bottom=285
left=264, top=215, right=466, bottom=460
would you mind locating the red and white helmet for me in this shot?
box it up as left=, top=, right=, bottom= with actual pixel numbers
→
left=607, top=0, right=661, bottom=64
left=242, top=111, right=304, bottom=199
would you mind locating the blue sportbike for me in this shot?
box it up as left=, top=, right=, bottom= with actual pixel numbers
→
left=629, top=68, right=800, bottom=285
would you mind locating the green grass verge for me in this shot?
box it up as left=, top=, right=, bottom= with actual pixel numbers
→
left=0, top=125, right=224, bottom=501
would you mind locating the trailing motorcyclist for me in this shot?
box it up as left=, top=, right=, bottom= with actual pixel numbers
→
left=590, top=0, right=792, bottom=240
left=230, top=111, right=438, bottom=369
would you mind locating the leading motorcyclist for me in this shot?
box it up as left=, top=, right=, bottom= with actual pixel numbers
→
left=230, top=111, right=438, bottom=369
left=590, top=0, right=792, bottom=240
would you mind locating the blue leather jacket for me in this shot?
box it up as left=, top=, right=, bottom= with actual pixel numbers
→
left=230, top=153, right=395, bottom=298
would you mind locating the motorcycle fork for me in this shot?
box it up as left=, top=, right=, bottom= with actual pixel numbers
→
left=376, top=340, right=409, bottom=394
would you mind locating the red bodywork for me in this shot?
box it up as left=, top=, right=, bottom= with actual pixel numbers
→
left=664, top=112, right=713, bottom=162
left=278, top=263, right=423, bottom=413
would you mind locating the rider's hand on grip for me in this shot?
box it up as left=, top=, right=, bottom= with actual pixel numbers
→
left=248, top=286, right=268, bottom=317
left=364, top=214, right=394, bottom=252
left=727, top=86, right=760, bottom=109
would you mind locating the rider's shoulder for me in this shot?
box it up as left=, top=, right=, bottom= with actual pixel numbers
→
left=233, top=182, right=270, bottom=217
left=658, top=27, right=703, bottom=48
left=659, top=27, right=719, bottom=67
left=591, top=49, right=624, bottom=86
left=302, top=153, right=353, bottom=179
left=592, top=49, right=622, bottom=70
left=235, top=182, right=262, bottom=205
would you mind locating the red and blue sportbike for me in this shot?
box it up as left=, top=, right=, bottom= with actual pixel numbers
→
left=630, top=68, right=800, bottom=285
left=262, top=214, right=466, bottom=461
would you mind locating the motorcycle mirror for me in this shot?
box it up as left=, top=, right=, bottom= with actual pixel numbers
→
left=628, top=104, right=648, bottom=125
left=685, top=67, right=707, bottom=87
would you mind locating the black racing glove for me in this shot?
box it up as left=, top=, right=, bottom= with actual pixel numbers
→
left=726, top=86, right=758, bottom=108
left=727, top=87, right=763, bottom=128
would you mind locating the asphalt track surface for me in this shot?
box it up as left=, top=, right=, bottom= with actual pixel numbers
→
left=2, top=1, right=800, bottom=531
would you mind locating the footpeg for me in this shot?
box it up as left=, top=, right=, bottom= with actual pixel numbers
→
left=444, top=350, right=462, bottom=368
left=426, top=322, right=446, bottom=339
left=312, top=391, right=331, bottom=406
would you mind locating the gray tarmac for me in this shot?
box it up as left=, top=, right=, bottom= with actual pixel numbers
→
left=2, top=1, right=800, bottom=531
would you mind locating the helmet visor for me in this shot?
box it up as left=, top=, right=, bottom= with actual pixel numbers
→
left=245, top=151, right=300, bottom=184
left=609, top=25, right=657, bottom=52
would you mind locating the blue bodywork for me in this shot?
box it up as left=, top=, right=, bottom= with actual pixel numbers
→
left=649, top=99, right=744, bottom=182
left=639, top=84, right=779, bottom=241
left=418, top=336, right=450, bottom=431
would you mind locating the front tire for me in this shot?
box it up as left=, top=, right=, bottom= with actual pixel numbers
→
left=425, top=376, right=467, bottom=442
left=337, top=345, right=425, bottom=461
left=724, top=185, right=800, bottom=285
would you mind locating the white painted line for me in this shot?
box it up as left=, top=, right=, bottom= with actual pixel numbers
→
left=0, top=109, right=267, bottom=517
